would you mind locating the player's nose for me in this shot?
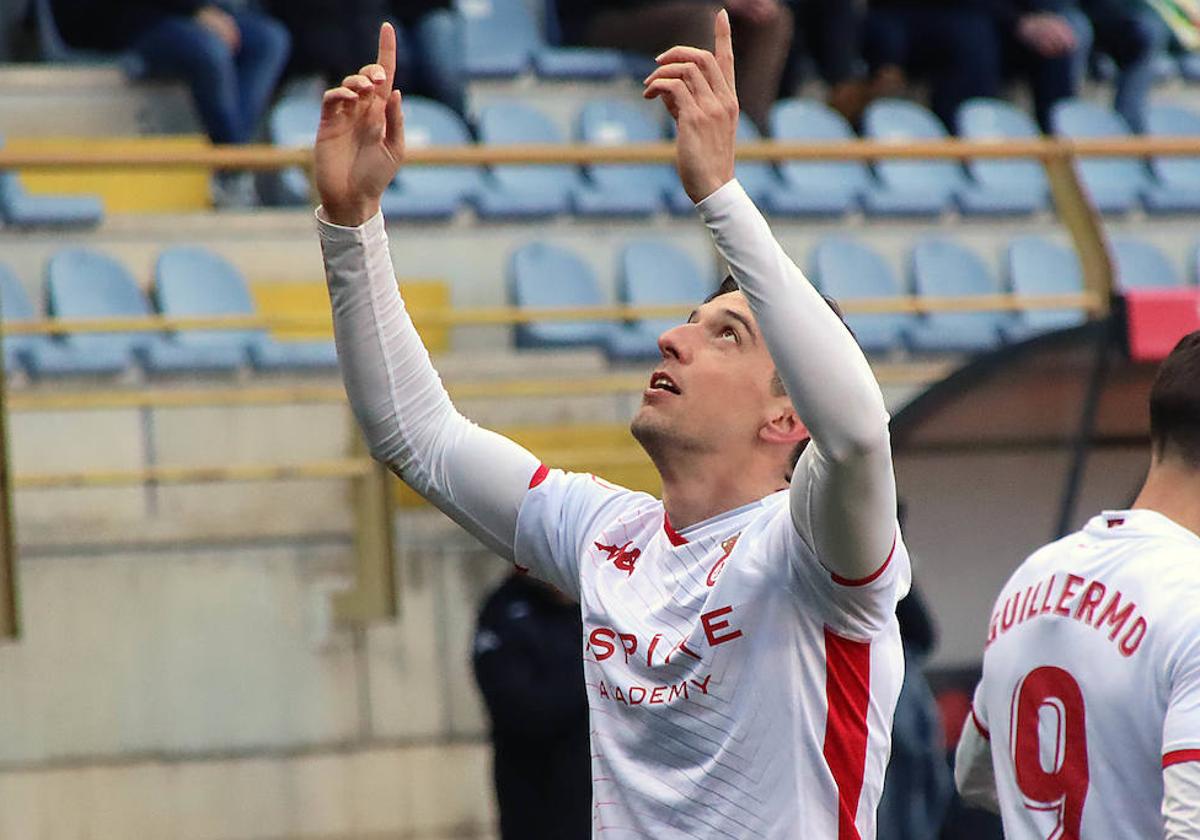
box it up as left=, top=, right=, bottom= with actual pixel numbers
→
left=657, top=323, right=689, bottom=363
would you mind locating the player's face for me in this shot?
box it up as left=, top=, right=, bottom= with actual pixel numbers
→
left=631, top=290, right=782, bottom=460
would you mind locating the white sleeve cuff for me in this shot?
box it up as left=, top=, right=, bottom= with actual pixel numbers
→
left=315, top=207, right=386, bottom=245
left=694, top=178, right=747, bottom=221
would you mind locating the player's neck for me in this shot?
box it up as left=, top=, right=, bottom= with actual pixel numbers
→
left=1131, top=457, right=1200, bottom=540
left=657, top=451, right=787, bottom=531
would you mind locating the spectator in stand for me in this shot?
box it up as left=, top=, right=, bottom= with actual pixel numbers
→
left=473, top=573, right=591, bottom=840
left=49, top=0, right=290, bottom=206
left=863, top=0, right=1084, bottom=132
left=781, top=0, right=875, bottom=124
left=553, top=0, right=794, bottom=130
left=269, top=0, right=464, bottom=114
left=1074, top=0, right=1181, bottom=131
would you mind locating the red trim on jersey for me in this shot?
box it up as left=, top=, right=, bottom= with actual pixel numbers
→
left=1164, top=749, right=1200, bottom=768
left=528, top=463, right=549, bottom=489
left=970, top=706, right=990, bottom=741
left=823, top=628, right=871, bottom=840
left=1106, top=517, right=1125, bottom=528
left=663, top=513, right=688, bottom=546
left=830, top=535, right=898, bottom=588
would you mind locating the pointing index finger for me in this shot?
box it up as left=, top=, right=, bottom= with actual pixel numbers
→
left=714, top=9, right=735, bottom=91
left=377, top=22, right=397, bottom=93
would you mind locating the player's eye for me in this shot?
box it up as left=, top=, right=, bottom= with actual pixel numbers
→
left=719, top=326, right=740, bottom=343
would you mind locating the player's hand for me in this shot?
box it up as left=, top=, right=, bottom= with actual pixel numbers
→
left=1016, top=13, right=1077, bottom=57
left=195, top=6, right=240, bottom=51
left=643, top=9, right=738, bottom=204
left=314, top=22, right=405, bottom=227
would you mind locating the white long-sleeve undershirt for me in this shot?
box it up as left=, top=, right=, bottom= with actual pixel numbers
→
left=318, top=178, right=896, bottom=580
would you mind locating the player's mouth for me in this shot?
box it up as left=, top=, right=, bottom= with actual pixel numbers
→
left=645, top=370, right=681, bottom=397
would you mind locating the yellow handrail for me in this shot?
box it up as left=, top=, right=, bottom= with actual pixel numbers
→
left=0, top=137, right=1197, bottom=170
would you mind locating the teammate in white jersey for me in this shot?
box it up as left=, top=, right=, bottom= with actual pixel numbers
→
left=314, top=13, right=910, bottom=838
left=955, top=330, right=1200, bottom=839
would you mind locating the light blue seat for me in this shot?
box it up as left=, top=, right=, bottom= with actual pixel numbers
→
left=665, top=114, right=781, bottom=214
left=810, top=237, right=912, bottom=353
left=605, top=240, right=711, bottom=361
left=384, top=95, right=485, bottom=220
left=1111, top=237, right=1185, bottom=290
left=1003, top=237, right=1088, bottom=341
left=267, top=95, right=320, bottom=206
left=865, top=99, right=1037, bottom=217
left=538, top=0, right=627, bottom=79
left=25, top=249, right=149, bottom=377
left=956, top=98, right=1050, bottom=214
left=154, top=247, right=337, bottom=373
left=509, top=242, right=614, bottom=350
left=766, top=99, right=866, bottom=217
left=1142, top=104, right=1200, bottom=214
left=0, top=134, right=103, bottom=228
left=576, top=99, right=670, bottom=216
left=1182, top=52, right=1200, bottom=83
left=0, top=264, right=46, bottom=373
left=458, top=0, right=622, bottom=79
left=1050, top=99, right=1149, bottom=213
left=906, top=239, right=1008, bottom=353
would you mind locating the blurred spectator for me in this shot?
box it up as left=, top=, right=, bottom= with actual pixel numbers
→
left=0, top=0, right=31, bottom=62
left=49, top=0, right=290, bottom=205
left=782, top=0, right=874, bottom=124
left=271, top=0, right=465, bottom=115
left=1074, top=0, right=1176, bottom=131
left=863, top=0, right=1083, bottom=132
left=877, top=585, right=955, bottom=840
left=554, top=0, right=794, bottom=130
left=472, top=573, right=591, bottom=840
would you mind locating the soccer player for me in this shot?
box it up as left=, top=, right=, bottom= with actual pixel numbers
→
left=955, top=331, right=1200, bottom=839
left=315, top=12, right=910, bottom=837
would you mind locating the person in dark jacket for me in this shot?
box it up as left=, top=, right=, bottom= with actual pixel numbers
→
left=50, top=0, right=290, bottom=204
left=473, top=573, right=591, bottom=840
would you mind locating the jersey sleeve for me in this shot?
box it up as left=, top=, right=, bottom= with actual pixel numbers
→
left=1163, top=631, right=1200, bottom=764
left=514, top=468, right=647, bottom=600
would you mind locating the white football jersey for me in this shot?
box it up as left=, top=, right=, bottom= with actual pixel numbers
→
left=972, top=510, right=1200, bottom=839
left=515, top=463, right=911, bottom=839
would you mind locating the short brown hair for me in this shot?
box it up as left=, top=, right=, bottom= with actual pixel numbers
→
left=706, top=275, right=855, bottom=480
left=1150, top=329, right=1200, bottom=467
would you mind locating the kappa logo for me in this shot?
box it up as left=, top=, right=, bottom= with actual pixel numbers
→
left=706, top=533, right=740, bottom=587
left=595, top=540, right=641, bottom=576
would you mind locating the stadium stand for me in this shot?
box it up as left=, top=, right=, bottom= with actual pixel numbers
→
left=1050, top=98, right=1162, bottom=215
left=768, top=98, right=873, bottom=218
left=906, top=237, right=1010, bottom=353
left=389, top=95, right=487, bottom=218
left=1003, top=236, right=1088, bottom=341
left=1110, top=235, right=1188, bottom=289
left=0, top=261, right=42, bottom=373
left=576, top=98, right=673, bottom=215
left=0, top=169, right=104, bottom=228
left=810, top=236, right=913, bottom=354
left=266, top=93, right=320, bottom=207
left=1143, top=103, right=1200, bottom=213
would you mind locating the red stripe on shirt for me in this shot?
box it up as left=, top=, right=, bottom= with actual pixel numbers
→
left=831, top=535, right=898, bottom=587
left=970, top=706, right=990, bottom=741
left=528, top=463, right=549, bottom=489
left=1164, top=749, right=1200, bottom=768
left=823, top=628, right=871, bottom=840
left=663, top=513, right=688, bottom=546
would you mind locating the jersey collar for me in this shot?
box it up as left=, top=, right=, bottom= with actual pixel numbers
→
left=662, top=491, right=786, bottom=546
left=1090, top=509, right=1200, bottom=546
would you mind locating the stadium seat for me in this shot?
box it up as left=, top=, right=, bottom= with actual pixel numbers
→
left=766, top=99, right=868, bottom=217
left=25, top=249, right=150, bottom=377
left=267, top=95, right=320, bottom=206
left=0, top=171, right=104, bottom=228
left=1003, top=237, right=1088, bottom=341
left=1050, top=99, right=1150, bottom=213
left=458, top=0, right=623, bottom=79
left=1142, top=104, right=1200, bottom=214
left=0, top=264, right=44, bottom=373
left=576, top=99, right=672, bottom=215
left=956, top=98, right=1050, bottom=214
left=1181, top=52, right=1200, bottom=83
left=155, top=247, right=337, bottom=373
left=1111, top=237, right=1185, bottom=289
left=509, top=242, right=615, bottom=350
left=810, top=237, right=912, bottom=353
left=906, top=239, right=1008, bottom=352
left=605, top=240, right=711, bottom=361
left=865, top=99, right=1037, bottom=217
left=385, top=95, right=486, bottom=220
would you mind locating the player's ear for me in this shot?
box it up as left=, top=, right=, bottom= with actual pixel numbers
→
left=760, top=407, right=809, bottom=447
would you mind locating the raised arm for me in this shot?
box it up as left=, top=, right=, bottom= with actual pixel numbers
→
left=645, top=11, right=896, bottom=581
left=316, top=24, right=540, bottom=560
